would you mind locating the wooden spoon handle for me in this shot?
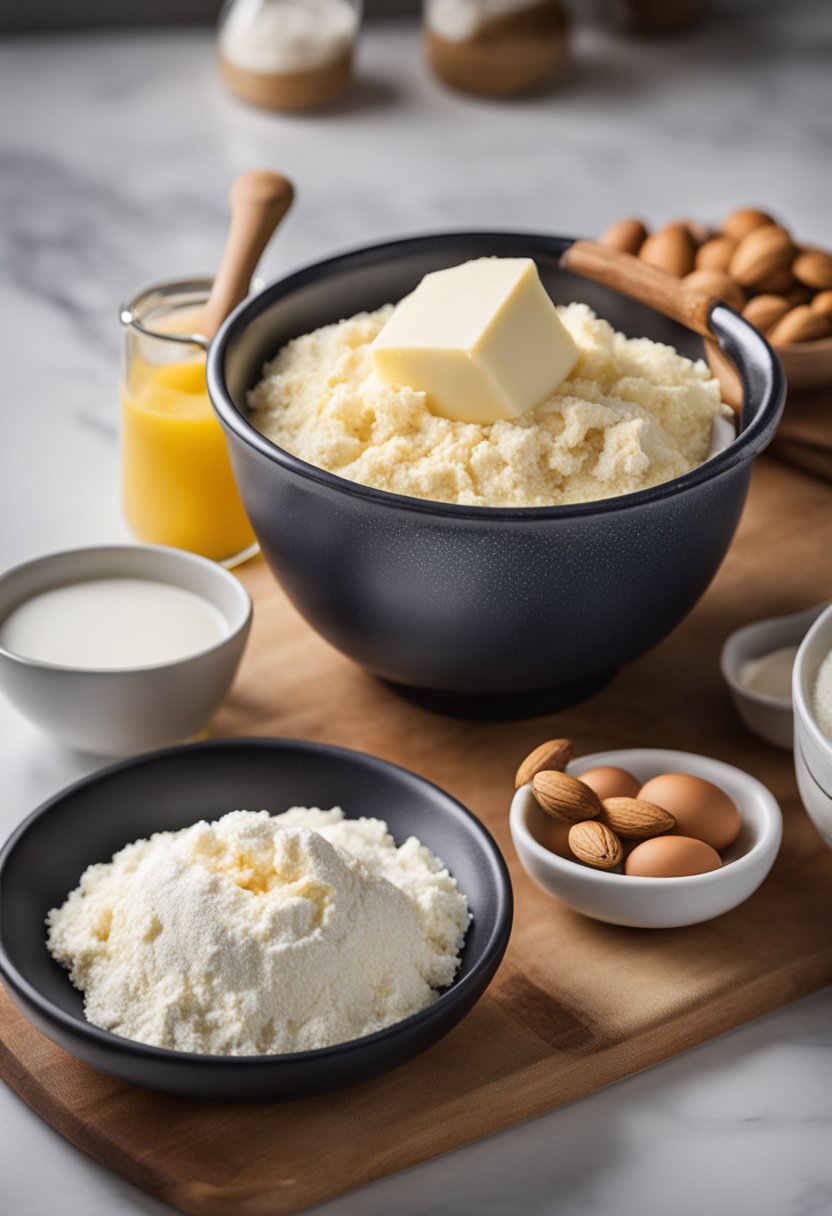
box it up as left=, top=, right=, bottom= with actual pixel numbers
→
left=199, top=170, right=294, bottom=340
left=560, top=239, right=714, bottom=337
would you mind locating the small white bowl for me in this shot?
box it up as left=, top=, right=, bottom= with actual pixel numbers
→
left=720, top=604, right=828, bottom=750
left=0, top=546, right=251, bottom=757
left=793, top=603, right=832, bottom=846
left=509, top=748, right=782, bottom=929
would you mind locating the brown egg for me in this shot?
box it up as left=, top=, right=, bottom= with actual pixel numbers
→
left=578, top=766, right=642, bottom=801
left=527, top=804, right=573, bottom=859
left=637, top=773, right=741, bottom=850
left=625, top=835, right=722, bottom=878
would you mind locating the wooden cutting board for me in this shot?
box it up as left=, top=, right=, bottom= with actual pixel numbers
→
left=2, top=456, right=832, bottom=1216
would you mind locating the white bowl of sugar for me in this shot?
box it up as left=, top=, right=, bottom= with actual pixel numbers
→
left=793, top=602, right=832, bottom=847
left=721, top=603, right=828, bottom=750
left=0, top=546, right=251, bottom=756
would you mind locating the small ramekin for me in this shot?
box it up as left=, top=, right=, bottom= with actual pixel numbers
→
left=509, top=748, right=782, bottom=929
left=793, top=603, right=832, bottom=846
left=0, top=545, right=252, bottom=757
left=720, top=603, right=828, bottom=750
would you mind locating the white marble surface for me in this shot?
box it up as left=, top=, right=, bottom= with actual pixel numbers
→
left=1, top=5, right=830, bottom=1214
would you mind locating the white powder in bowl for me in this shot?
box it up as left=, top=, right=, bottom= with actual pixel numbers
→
left=219, top=0, right=359, bottom=75
left=812, top=650, right=832, bottom=741
left=249, top=302, right=728, bottom=509
left=46, top=808, right=470, bottom=1056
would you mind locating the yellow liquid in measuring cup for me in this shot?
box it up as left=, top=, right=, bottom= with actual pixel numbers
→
left=121, top=353, right=255, bottom=563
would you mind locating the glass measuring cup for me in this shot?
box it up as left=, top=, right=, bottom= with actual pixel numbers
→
left=120, top=279, right=257, bottom=567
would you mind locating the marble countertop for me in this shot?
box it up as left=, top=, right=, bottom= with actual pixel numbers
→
left=1, top=6, right=830, bottom=1214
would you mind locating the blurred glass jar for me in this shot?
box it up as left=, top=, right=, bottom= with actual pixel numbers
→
left=218, top=0, right=362, bottom=111
left=425, top=0, right=570, bottom=96
left=120, top=279, right=257, bottom=568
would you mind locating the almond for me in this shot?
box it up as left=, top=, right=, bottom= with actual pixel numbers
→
left=729, top=225, right=795, bottom=288
left=753, top=268, right=798, bottom=296
left=667, top=218, right=710, bottom=248
left=599, top=797, right=676, bottom=840
left=810, top=290, right=832, bottom=317
left=721, top=207, right=776, bottom=242
left=599, top=218, right=648, bottom=255
left=695, top=236, right=736, bottom=273
left=767, top=305, right=832, bottom=345
left=784, top=287, right=811, bottom=307
left=532, top=771, right=601, bottom=823
left=515, top=738, right=575, bottom=789
left=682, top=269, right=745, bottom=311
left=792, top=249, right=832, bottom=291
left=568, top=820, right=623, bottom=870
left=639, top=225, right=696, bottom=278
left=742, top=294, right=792, bottom=334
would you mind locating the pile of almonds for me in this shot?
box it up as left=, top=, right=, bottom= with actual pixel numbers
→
left=515, top=738, right=741, bottom=878
left=599, top=208, right=832, bottom=346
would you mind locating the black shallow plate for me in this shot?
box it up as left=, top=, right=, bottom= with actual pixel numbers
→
left=0, top=738, right=512, bottom=1101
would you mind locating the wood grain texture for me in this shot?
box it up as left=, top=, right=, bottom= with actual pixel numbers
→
left=2, top=457, right=832, bottom=1216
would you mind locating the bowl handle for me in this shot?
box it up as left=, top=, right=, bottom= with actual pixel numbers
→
left=561, top=239, right=715, bottom=339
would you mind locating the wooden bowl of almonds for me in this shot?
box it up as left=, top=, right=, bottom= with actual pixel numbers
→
left=600, top=208, right=832, bottom=399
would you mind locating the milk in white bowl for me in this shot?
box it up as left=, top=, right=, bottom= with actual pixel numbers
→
left=0, top=578, right=227, bottom=671
left=0, top=546, right=251, bottom=755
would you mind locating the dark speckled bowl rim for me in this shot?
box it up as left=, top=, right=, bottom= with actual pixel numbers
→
left=0, top=737, right=513, bottom=1072
left=207, top=230, right=785, bottom=521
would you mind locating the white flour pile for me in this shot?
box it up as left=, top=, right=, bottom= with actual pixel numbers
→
left=47, top=808, right=470, bottom=1056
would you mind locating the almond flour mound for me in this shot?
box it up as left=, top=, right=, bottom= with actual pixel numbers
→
left=46, top=808, right=470, bottom=1056
left=248, top=301, right=728, bottom=508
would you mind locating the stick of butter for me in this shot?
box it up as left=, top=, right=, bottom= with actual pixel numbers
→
left=370, top=257, right=580, bottom=424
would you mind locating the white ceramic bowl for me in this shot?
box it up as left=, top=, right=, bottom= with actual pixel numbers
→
left=0, top=546, right=252, bottom=756
left=509, top=748, right=782, bottom=929
left=721, top=604, right=828, bottom=750
left=793, top=603, right=832, bottom=846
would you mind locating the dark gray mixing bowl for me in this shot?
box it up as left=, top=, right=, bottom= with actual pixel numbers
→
left=207, top=232, right=785, bottom=717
